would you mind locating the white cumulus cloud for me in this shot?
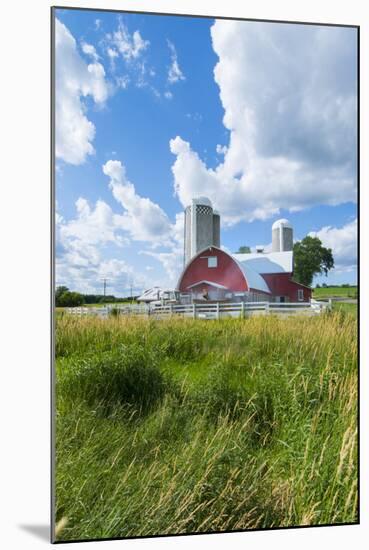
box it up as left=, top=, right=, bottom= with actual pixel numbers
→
left=141, top=249, right=183, bottom=284
left=170, top=21, right=357, bottom=224
left=139, top=212, right=185, bottom=285
left=55, top=199, right=147, bottom=294
left=61, top=197, right=127, bottom=248
left=56, top=163, right=185, bottom=290
left=55, top=19, right=109, bottom=165
left=309, top=218, right=357, bottom=271
left=102, top=160, right=174, bottom=244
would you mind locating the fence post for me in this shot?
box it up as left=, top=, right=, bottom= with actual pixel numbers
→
left=328, top=298, right=332, bottom=311
left=241, top=301, right=245, bottom=319
left=216, top=301, right=220, bottom=320
left=265, top=302, right=270, bottom=315
left=193, top=303, right=196, bottom=319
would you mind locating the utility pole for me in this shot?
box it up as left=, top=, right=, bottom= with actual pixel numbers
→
left=120, top=283, right=141, bottom=302
left=127, top=275, right=133, bottom=302
left=100, top=278, right=109, bottom=299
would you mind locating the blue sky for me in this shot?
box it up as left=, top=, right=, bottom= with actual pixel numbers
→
left=55, top=8, right=358, bottom=296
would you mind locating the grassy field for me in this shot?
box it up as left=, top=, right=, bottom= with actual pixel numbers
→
left=332, top=302, right=358, bottom=316
left=313, top=286, right=357, bottom=299
left=54, top=311, right=358, bottom=541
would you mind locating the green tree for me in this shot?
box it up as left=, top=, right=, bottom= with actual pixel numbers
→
left=293, top=236, right=334, bottom=287
left=55, top=286, right=84, bottom=307
left=55, top=285, right=69, bottom=300
left=236, top=246, right=251, bottom=254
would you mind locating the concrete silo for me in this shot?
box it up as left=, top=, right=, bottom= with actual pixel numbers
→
left=212, top=210, right=220, bottom=248
left=184, top=197, right=219, bottom=266
left=272, top=219, right=293, bottom=252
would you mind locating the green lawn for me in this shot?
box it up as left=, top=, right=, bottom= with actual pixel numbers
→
left=54, top=313, right=358, bottom=541
left=313, top=286, right=357, bottom=299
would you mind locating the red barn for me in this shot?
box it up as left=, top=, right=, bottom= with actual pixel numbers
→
left=177, top=246, right=311, bottom=303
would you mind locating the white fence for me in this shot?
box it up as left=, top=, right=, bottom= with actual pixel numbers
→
left=65, top=304, right=149, bottom=317
left=149, top=300, right=330, bottom=319
left=65, top=300, right=330, bottom=319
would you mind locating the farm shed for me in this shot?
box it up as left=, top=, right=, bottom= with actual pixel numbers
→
left=137, top=287, right=179, bottom=304
left=137, top=287, right=162, bottom=303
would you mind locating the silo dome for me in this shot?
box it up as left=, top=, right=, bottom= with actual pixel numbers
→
left=272, top=218, right=292, bottom=230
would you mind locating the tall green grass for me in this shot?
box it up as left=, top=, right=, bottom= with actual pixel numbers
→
left=55, top=312, right=358, bottom=541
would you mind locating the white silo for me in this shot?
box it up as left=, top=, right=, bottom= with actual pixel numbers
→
left=184, top=197, right=216, bottom=265
left=272, top=219, right=293, bottom=252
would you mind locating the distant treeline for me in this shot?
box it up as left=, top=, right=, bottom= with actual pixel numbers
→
left=55, top=286, right=139, bottom=307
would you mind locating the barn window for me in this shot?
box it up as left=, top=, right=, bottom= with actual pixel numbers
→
left=297, top=289, right=304, bottom=301
left=208, top=256, right=217, bottom=268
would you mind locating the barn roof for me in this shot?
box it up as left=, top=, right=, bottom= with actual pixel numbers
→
left=233, top=251, right=293, bottom=274
left=232, top=259, right=271, bottom=294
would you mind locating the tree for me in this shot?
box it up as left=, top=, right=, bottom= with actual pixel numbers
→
left=55, top=286, right=84, bottom=307
left=55, top=286, right=69, bottom=300
left=293, top=236, right=334, bottom=287
left=236, top=246, right=251, bottom=254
